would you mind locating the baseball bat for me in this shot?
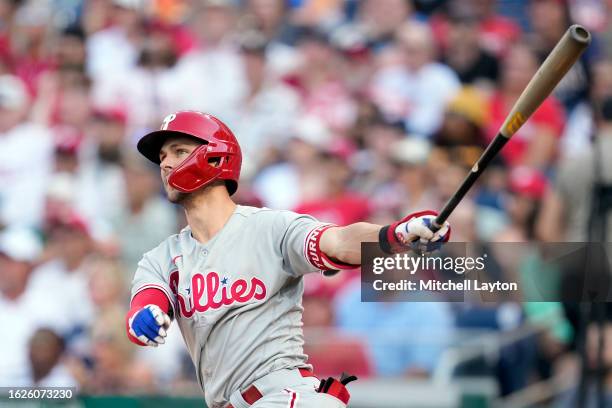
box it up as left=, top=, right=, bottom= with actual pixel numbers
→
left=432, top=24, right=591, bottom=230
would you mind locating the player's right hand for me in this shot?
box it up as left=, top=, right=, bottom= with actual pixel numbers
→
left=128, top=304, right=171, bottom=347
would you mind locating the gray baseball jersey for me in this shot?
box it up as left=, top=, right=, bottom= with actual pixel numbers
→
left=130, top=205, right=335, bottom=408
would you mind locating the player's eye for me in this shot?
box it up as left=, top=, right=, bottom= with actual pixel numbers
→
left=176, top=148, right=189, bottom=156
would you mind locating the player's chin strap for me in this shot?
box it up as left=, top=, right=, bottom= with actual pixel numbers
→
left=316, top=372, right=358, bottom=405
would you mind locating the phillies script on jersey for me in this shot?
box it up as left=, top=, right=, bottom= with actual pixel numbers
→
left=169, top=270, right=267, bottom=318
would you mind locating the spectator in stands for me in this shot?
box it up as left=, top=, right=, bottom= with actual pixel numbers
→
left=430, top=0, right=521, bottom=58
left=0, top=74, right=53, bottom=228
left=27, top=328, right=77, bottom=387
left=334, top=279, right=455, bottom=377
left=597, top=2, right=612, bottom=59
left=388, top=138, right=440, bottom=215
left=0, top=227, right=51, bottom=386
left=329, top=25, right=375, bottom=93
left=556, top=322, right=612, bottom=407
left=171, top=0, right=246, bottom=120
left=485, top=43, right=565, bottom=170
left=528, top=0, right=590, bottom=111
left=85, top=307, right=155, bottom=394
left=0, top=0, right=19, bottom=62
left=32, top=213, right=95, bottom=351
left=253, top=115, right=332, bottom=209
left=352, top=115, right=406, bottom=206
left=54, top=26, right=87, bottom=75
left=54, top=77, right=93, bottom=136
left=44, top=109, right=125, bottom=239
left=113, top=155, right=178, bottom=272
left=292, top=26, right=357, bottom=132
left=538, top=96, right=612, bottom=242
left=89, top=108, right=128, bottom=165
left=561, top=59, right=612, bottom=158
left=461, top=0, right=521, bottom=57
left=88, top=256, right=128, bottom=313
left=240, top=0, right=308, bottom=77
left=294, top=148, right=371, bottom=225
left=232, top=32, right=301, bottom=176
left=434, top=86, right=488, bottom=148
left=302, top=280, right=373, bottom=379
left=497, top=167, right=548, bottom=242
left=86, top=0, right=146, bottom=81
left=355, top=0, right=415, bottom=51
left=369, top=21, right=460, bottom=137
left=8, top=2, right=56, bottom=95
left=91, top=23, right=180, bottom=139
left=290, top=0, right=345, bottom=28
left=242, top=0, right=293, bottom=44
left=441, top=10, right=499, bottom=88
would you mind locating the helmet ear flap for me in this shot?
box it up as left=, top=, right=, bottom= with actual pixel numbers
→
left=168, top=145, right=222, bottom=193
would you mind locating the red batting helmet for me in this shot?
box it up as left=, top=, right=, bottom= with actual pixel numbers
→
left=137, top=111, right=241, bottom=195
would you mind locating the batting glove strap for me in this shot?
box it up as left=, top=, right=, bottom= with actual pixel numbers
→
left=379, top=210, right=450, bottom=254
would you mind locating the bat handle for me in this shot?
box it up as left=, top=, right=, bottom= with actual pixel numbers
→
left=430, top=219, right=443, bottom=233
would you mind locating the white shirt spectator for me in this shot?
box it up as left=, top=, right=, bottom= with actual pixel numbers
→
left=91, top=67, right=179, bottom=140
left=28, top=260, right=95, bottom=348
left=28, top=363, right=78, bottom=388
left=87, top=27, right=140, bottom=81
left=135, top=324, right=185, bottom=388
left=0, top=122, right=53, bottom=228
left=560, top=101, right=595, bottom=159
left=112, top=196, right=178, bottom=273
left=370, top=63, right=461, bottom=137
left=253, top=162, right=300, bottom=210
left=170, top=47, right=248, bottom=122
left=46, top=164, right=125, bottom=242
left=233, top=80, right=301, bottom=178
left=0, top=281, right=71, bottom=386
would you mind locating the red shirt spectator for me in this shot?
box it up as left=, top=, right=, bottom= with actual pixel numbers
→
left=294, top=193, right=372, bottom=226
left=479, top=14, right=521, bottom=56
left=430, top=3, right=521, bottom=57
left=486, top=92, right=565, bottom=168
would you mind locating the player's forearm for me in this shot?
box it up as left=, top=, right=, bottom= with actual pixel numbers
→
left=319, top=222, right=382, bottom=265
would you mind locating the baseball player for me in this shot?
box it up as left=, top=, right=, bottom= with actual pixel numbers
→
left=125, top=111, right=450, bottom=408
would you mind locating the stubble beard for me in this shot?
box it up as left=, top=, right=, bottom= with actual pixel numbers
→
left=163, top=178, right=188, bottom=204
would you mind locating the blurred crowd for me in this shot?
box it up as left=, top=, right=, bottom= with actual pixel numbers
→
left=1, top=0, right=612, bottom=404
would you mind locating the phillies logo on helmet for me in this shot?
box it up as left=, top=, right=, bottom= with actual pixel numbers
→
left=161, top=113, right=176, bottom=130
left=169, top=270, right=267, bottom=318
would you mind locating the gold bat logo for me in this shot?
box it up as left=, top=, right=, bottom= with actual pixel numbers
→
left=504, top=112, right=526, bottom=136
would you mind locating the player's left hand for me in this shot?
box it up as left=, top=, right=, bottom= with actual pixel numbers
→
left=395, top=212, right=450, bottom=253
left=128, top=304, right=171, bottom=347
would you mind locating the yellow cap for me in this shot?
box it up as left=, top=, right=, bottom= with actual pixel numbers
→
left=446, top=87, right=488, bottom=128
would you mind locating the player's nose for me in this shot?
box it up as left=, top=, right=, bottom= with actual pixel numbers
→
left=160, top=155, right=174, bottom=171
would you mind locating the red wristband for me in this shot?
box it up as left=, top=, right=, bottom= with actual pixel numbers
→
left=305, top=225, right=360, bottom=271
